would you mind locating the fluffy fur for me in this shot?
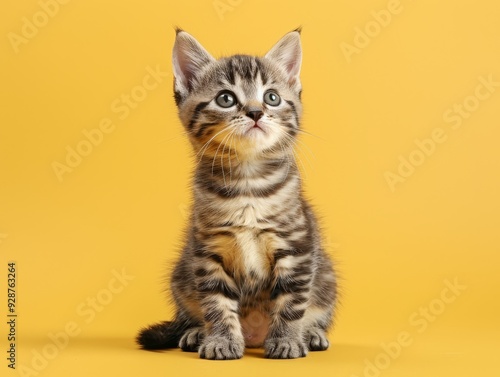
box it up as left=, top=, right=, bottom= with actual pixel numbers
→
left=137, top=29, right=337, bottom=360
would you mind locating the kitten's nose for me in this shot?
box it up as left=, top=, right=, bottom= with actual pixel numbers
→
left=246, top=110, right=263, bottom=121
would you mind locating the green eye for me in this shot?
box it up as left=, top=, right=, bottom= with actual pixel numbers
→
left=216, top=91, right=237, bottom=108
left=263, top=90, right=281, bottom=106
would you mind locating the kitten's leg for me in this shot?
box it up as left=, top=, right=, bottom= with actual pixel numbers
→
left=179, top=326, right=205, bottom=352
left=302, top=307, right=332, bottom=351
left=264, top=251, right=311, bottom=359
left=304, top=326, right=329, bottom=351
left=194, top=259, right=244, bottom=360
left=303, top=253, right=337, bottom=351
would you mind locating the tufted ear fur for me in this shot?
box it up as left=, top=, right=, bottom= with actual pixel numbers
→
left=265, top=30, right=302, bottom=87
left=172, top=30, right=215, bottom=95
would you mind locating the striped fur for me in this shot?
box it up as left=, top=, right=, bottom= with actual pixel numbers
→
left=137, top=29, right=337, bottom=360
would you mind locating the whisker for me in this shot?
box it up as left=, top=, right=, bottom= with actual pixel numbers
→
left=232, top=132, right=241, bottom=164
left=295, top=128, right=324, bottom=140
left=294, top=136, right=316, bottom=161
left=294, top=149, right=309, bottom=179
left=196, top=125, right=231, bottom=158
left=276, top=130, right=312, bottom=179
left=220, top=130, right=235, bottom=187
left=274, top=133, right=292, bottom=183
left=213, top=131, right=233, bottom=179
left=196, top=125, right=232, bottom=169
left=293, top=143, right=314, bottom=173
left=227, top=130, right=238, bottom=185
left=156, top=130, right=189, bottom=144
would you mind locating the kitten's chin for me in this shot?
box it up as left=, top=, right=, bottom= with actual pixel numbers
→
left=231, top=121, right=283, bottom=158
left=239, top=126, right=273, bottom=149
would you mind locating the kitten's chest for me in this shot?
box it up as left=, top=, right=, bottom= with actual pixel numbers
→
left=227, top=200, right=267, bottom=227
left=223, top=202, right=286, bottom=280
left=200, top=194, right=293, bottom=280
left=232, top=228, right=270, bottom=279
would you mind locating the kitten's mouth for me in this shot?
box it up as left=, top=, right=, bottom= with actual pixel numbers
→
left=246, top=122, right=265, bottom=134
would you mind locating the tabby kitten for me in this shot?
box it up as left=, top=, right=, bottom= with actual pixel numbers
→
left=137, top=29, right=337, bottom=360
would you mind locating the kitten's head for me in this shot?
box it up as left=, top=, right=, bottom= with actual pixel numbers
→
left=172, top=29, right=302, bottom=160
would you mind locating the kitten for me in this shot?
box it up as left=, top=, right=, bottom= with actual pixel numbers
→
left=137, top=29, right=337, bottom=360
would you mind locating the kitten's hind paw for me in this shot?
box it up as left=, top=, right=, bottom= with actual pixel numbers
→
left=179, top=327, right=204, bottom=352
left=264, top=337, right=308, bottom=359
left=199, top=336, right=244, bottom=360
left=305, top=328, right=329, bottom=351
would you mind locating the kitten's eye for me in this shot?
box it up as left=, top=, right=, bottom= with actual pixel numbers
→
left=263, top=91, right=281, bottom=106
left=216, top=91, right=237, bottom=108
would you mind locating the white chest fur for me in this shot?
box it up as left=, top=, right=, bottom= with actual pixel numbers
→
left=220, top=200, right=269, bottom=278
left=234, top=229, right=266, bottom=277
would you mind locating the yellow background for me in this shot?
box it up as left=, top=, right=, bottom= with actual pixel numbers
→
left=1, top=0, right=499, bottom=376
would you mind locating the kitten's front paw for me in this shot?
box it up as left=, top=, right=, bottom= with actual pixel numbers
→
left=199, top=336, right=244, bottom=360
left=264, top=337, right=308, bottom=359
left=179, top=327, right=205, bottom=352
left=305, top=328, right=329, bottom=351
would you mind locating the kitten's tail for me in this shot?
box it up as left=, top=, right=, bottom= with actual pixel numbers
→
left=136, top=320, right=189, bottom=349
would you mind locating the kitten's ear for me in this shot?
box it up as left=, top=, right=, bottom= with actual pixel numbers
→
left=172, top=30, right=215, bottom=94
left=265, top=30, right=302, bottom=87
